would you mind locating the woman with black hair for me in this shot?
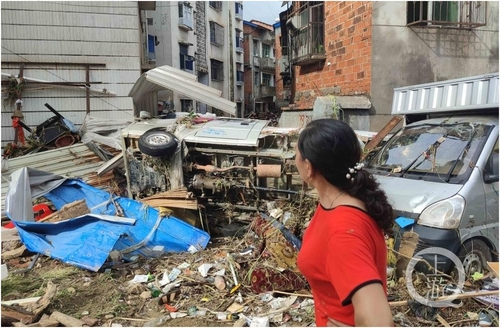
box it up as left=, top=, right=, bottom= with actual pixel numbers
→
left=296, top=119, right=394, bottom=327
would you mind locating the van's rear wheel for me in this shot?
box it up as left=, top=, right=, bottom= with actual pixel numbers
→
left=455, top=239, right=492, bottom=278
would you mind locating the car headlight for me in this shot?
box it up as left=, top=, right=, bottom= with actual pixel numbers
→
left=417, top=195, right=465, bottom=229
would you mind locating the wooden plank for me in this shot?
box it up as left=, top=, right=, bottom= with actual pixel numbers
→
left=487, top=262, right=499, bottom=277
left=436, top=314, right=451, bottom=327
left=389, top=290, right=500, bottom=307
left=361, top=116, right=402, bottom=160
left=1, top=297, right=41, bottom=306
left=51, top=311, right=85, bottom=327
left=141, top=199, right=199, bottom=211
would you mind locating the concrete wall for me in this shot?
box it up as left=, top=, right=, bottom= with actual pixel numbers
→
left=370, top=1, right=499, bottom=131
left=1, top=1, right=141, bottom=148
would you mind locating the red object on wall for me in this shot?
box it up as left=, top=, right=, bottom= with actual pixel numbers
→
left=12, top=117, right=25, bottom=145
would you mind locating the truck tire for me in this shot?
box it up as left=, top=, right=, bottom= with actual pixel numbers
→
left=138, top=129, right=178, bottom=157
left=457, top=239, right=492, bottom=277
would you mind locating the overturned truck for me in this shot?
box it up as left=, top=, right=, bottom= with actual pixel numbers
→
left=121, top=117, right=300, bottom=206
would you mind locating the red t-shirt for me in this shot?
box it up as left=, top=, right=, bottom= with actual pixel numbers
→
left=297, top=205, right=388, bottom=327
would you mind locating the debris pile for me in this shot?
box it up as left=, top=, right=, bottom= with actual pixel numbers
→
left=2, top=191, right=499, bottom=327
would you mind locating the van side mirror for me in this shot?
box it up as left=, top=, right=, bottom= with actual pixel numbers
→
left=484, top=152, right=499, bottom=183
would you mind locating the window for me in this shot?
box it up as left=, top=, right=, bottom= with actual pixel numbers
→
left=262, top=73, right=272, bottom=86
left=147, top=34, right=156, bottom=60
left=289, top=2, right=325, bottom=66
left=181, top=99, right=193, bottom=112
left=484, top=138, right=499, bottom=183
left=262, top=44, right=271, bottom=58
left=235, top=2, right=243, bottom=18
left=253, top=40, right=259, bottom=56
left=211, top=59, right=224, bottom=81
left=179, top=44, right=194, bottom=72
left=210, top=21, right=224, bottom=46
left=235, top=30, right=243, bottom=52
left=254, top=71, right=260, bottom=86
left=178, top=2, right=193, bottom=30
left=209, top=1, right=222, bottom=11
left=236, top=63, right=244, bottom=84
left=147, top=18, right=153, bottom=25
left=406, top=1, right=486, bottom=28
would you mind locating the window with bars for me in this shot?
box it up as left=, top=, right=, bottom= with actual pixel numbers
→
left=406, top=1, right=486, bottom=28
left=178, top=2, right=193, bottom=29
left=235, top=30, right=244, bottom=50
left=209, top=1, right=222, bottom=11
left=211, top=59, right=224, bottom=81
left=262, top=73, right=272, bottom=86
left=236, top=63, right=244, bottom=84
left=179, top=44, right=194, bottom=72
left=210, top=21, right=224, bottom=46
left=289, top=1, right=325, bottom=65
left=262, top=44, right=271, bottom=58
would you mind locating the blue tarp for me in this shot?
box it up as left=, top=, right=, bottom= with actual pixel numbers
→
left=6, top=168, right=211, bottom=271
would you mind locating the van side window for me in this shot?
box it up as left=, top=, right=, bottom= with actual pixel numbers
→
left=484, top=138, right=499, bottom=183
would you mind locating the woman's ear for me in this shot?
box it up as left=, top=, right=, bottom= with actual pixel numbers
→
left=305, top=159, right=314, bottom=182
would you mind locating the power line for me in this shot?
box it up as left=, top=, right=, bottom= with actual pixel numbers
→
left=1, top=45, right=134, bottom=117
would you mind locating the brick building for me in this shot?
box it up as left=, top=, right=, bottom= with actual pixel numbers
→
left=276, top=1, right=498, bottom=131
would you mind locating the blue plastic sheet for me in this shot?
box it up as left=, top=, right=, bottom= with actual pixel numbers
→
left=7, top=168, right=211, bottom=271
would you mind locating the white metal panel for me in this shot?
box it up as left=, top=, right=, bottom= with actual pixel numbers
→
left=1, top=1, right=137, bottom=14
left=1, top=55, right=141, bottom=70
left=1, top=25, right=139, bottom=43
left=129, top=65, right=236, bottom=116
left=0, top=142, right=116, bottom=215
left=1, top=8, right=137, bottom=28
left=392, top=73, right=499, bottom=115
left=2, top=40, right=139, bottom=57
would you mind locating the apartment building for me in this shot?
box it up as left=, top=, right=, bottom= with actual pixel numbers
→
left=144, top=1, right=244, bottom=116
left=277, top=1, right=499, bottom=131
left=243, top=20, right=276, bottom=116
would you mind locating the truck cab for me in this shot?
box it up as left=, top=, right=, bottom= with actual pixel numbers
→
left=366, top=73, right=499, bottom=276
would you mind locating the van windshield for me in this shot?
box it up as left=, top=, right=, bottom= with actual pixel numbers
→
left=367, top=123, right=491, bottom=183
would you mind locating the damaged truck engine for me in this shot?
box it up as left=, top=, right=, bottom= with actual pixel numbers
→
left=121, top=116, right=300, bottom=206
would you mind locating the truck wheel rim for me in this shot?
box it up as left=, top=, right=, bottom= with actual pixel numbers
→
left=146, top=133, right=171, bottom=145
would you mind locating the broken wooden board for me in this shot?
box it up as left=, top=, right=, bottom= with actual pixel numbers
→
left=487, top=262, right=499, bottom=277
left=51, top=311, right=85, bottom=327
left=361, top=115, right=402, bottom=160
left=395, top=231, right=419, bottom=278
left=38, top=199, right=89, bottom=223
left=140, top=188, right=198, bottom=210
left=2, top=245, right=29, bottom=260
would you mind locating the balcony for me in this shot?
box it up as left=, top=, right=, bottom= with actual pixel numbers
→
left=236, top=37, right=244, bottom=53
left=260, top=57, right=275, bottom=71
left=178, top=3, right=193, bottom=31
left=260, top=85, right=276, bottom=97
left=178, top=16, right=193, bottom=30
left=235, top=3, right=243, bottom=20
left=289, top=2, right=326, bottom=66
left=253, top=56, right=260, bottom=67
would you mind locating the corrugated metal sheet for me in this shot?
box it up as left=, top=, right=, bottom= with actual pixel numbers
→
left=392, top=73, right=499, bottom=115
left=1, top=1, right=140, bottom=146
left=129, top=65, right=237, bottom=116
left=1, top=142, right=118, bottom=217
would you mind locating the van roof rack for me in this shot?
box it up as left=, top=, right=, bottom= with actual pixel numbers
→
left=391, top=73, right=499, bottom=116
